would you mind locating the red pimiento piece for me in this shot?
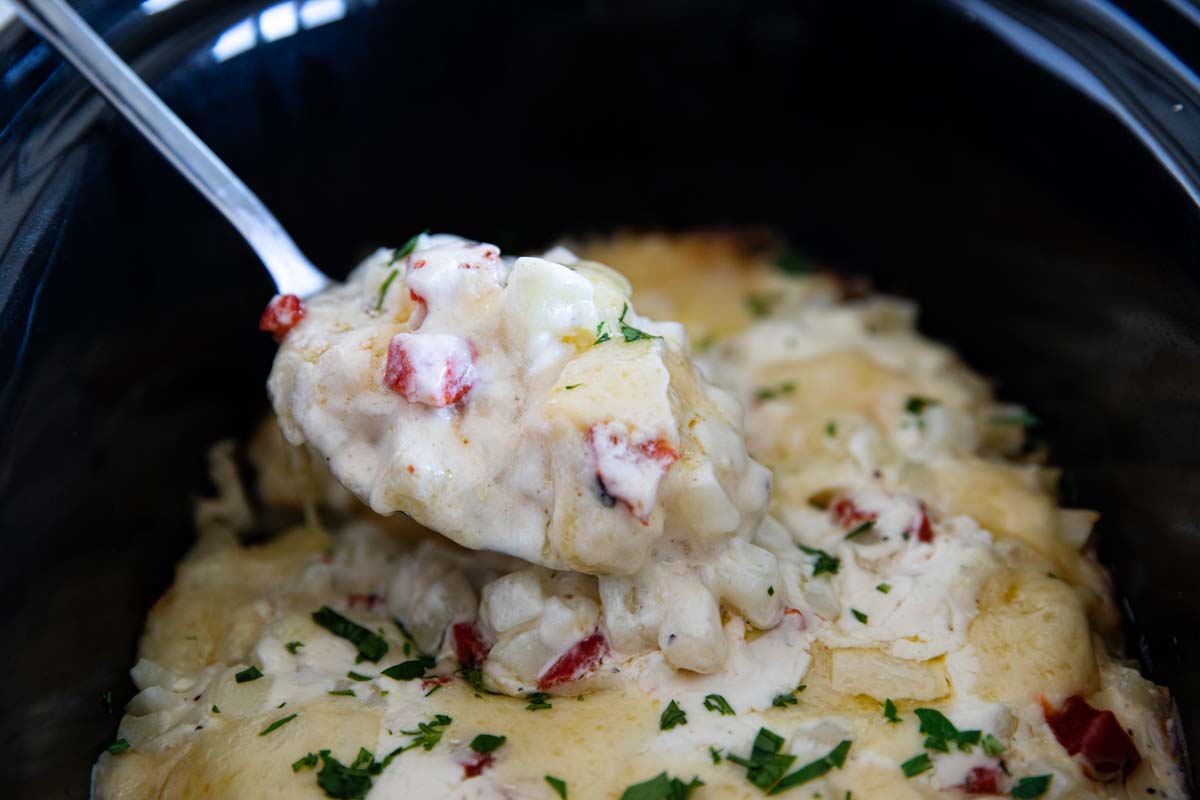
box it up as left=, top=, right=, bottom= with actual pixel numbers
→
left=451, top=621, right=491, bottom=669
left=963, top=766, right=1001, bottom=794
left=910, top=507, right=934, bottom=543
left=258, top=293, right=305, bottom=340
left=830, top=497, right=875, bottom=528
left=383, top=333, right=475, bottom=406
left=421, top=675, right=452, bottom=691
left=537, top=632, right=609, bottom=690
left=462, top=751, right=495, bottom=778
left=1044, top=695, right=1142, bottom=782
left=587, top=423, right=680, bottom=521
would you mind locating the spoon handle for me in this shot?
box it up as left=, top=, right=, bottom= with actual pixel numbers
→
left=9, top=0, right=331, bottom=297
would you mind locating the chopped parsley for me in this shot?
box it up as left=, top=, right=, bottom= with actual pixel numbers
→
left=346, top=671, right=372, bottom=682
left=469, top=734, right=507, bottom=754
left=618, top=303, right=660, bottom=342
left=106, top=738, right=130, bottom=755
left=710, top=746, right=723, bottom=764
left=845, top=520, right=875, bottom=539
left=619, top=772, right=704, bottom=800
left=905, top=396, right=939, bottom=415
left=211, top=705, right=220, bottom=714
left=315, top=749, right=374, bottom=799
left=457, top=665, right=498, bottom=695
left=1011, top=775, right=1053, bottom=798
left=851, top=609, right=868, bottom=624
left=312, top=606, right=388, bottom=663
left=767, top=585, right=775, bottom=596
left=594, top=320, right=612, bottom=345
left=990, top=409, right=1039, bottom=428
left=381, top=655, right=435, bottom=681
left=772, top=692, right=798, bottom=708
left=770, top=740, right=852, bottom=794
left=727, top=728, right=851, bottom=794
left=981, top=732, right=1005, bottom=756
left=564, top=384, right=582, bottom=391
left=328, top=689, right=356, bottom=697
left=545, top=775, right=568, bottom=799
left=745, top=292, right=780, bottom=318
left=797, top=544, right=840, bottom=576
left=382, top=714, right=452, bottom=763
left=914, top=708, right=981, bottom=752
left=374, top=269, right=399, bottom=311
left=876, top=583, right=892, bottom=594
left=292, top=752, right=318, bottom=772
left=660, top=699, right=688, bottom=730
left=389, top=229, right=428, bottom=264
left=702, top=694, right=735, bottom=716
left=424, top=683, right=442, bottom=697
left=525, top=691, right=553, bottom=711
left=825, top=420, right=837, bottom=437
left=883, top=698, right=901, bottom=723
left=755, top=382, right=796, bottom=402
left=235, top=665, right=264, bottom=683
left=900, top=752, right=932, bottom=778
left=260, top=713, right=298, bottom=736
left=285, top=641, right=305, bottom=655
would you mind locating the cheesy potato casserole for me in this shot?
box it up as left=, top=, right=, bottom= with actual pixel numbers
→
left=92, top=232, right=1187, bottom=799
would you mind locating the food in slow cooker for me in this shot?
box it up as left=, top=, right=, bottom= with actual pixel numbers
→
left=91, top=232, right=1187, bottom=799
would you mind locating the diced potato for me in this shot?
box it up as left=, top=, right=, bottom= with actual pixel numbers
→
left=830, top=648, right=950, bottom=701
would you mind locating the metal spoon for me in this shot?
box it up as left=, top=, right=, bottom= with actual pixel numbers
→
left=8, top=0, right=332, bottom=298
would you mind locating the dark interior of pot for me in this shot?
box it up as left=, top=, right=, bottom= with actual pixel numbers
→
left=2, top=0, right=1198, bottom=793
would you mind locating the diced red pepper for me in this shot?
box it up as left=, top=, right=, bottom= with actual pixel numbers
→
left=383, top=333, right=475, bottom=406
left=963, top=766, right=1001, bottom=794
left=451, top=621, right=491, bottom=669
left=461, top=751, right=495, bottom=778
left=587, top=424, right=680, bottom=521
left=1044, top=695, right=1142, bottom=782
left=910, top=507, right=934, bottom=543
left=830, top=497, right=876, bottom=528
left=258, top=293, right=306, bottom=340
left=537, top=632, right=609, bottom=690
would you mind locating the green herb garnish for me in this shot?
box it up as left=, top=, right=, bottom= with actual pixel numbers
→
left=260, top=713, right=297, bottom=736
left=564, top=384, right=582, bottom=390
left=884, top=698, right=901, bottom=723
left=619, top=772, right=704, bottom=800
left=389, top=229, right=428, bottom=265
left=905, top=396, right=939, bottom=415
left=526, top=692, right=553, bottom=711
left=594, top=321, right=611, bottom=345
left=901, top=752, right=932, bottom=778
left=347, top=671, right=372, bottom=682
left=315, top=750, right=374, bottom=799
left=1011, top=775, right=1053, bottom=798
left=211, top=705, right=220, bottom=714
left=545, top=775, right=568, bottom=799
left=660, top=699, right=687, bottom=730
left=312, top=606, right=388, bottom=663
left=618, top=303, right=660, bottom=342
left=770, top=740, right=852, bottom=794
left=235, top=665, right=263, bottom=683
left=710, top=746, right=722, bottom=764
left=703, top=694, right=735, bottom=716
left=469, top=734, right=506, bottom=754
left=381, top=655, right=435, bottom=681
left=851, top=609, right=868, bottom=624
left=106, top=738, right=130, bottom=755
left=845, top=520, right=875, bottom=539
left=374, top=269, right=399, bottom=310
left=293, top=752, right=318, bottom=772
left=285, top=641, right=305, bottom=655
left=328, top=689, right=356, bottom=697
left=876, top=583, right=892, bottom=594
left=981, top=732, right=1005, bottom=756
left=728, top=728, right=851, bottom=794
left=825, top=420, right=837, bottom=437
left=914, top=708, right=981, bottom=752
left=797, top=544, right=840, bottom=576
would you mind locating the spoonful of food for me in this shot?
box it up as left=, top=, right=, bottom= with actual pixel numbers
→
left=8, top=0, right=332, bottom=305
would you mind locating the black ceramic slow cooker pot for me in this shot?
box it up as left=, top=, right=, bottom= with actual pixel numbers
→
left=2, top=0, right=1199, bottom=794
